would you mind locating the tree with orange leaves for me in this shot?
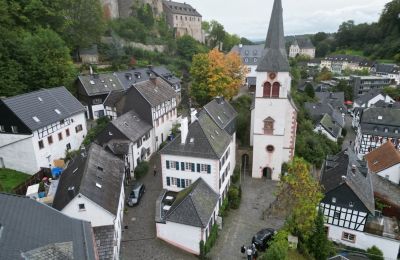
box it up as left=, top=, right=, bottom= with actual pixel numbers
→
left=190, top=48, right=246, bottom=106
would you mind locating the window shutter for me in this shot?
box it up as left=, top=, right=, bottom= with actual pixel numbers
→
left=166, top=160, right=170, bottom=169
left=207, top=165, right=211, bottom=174
left=191, top=163, right=195, bottom=172
left=166, top=177, right=170, bottom=186
left=181, top=162, right=184, bottom=171
left=176, top=161, right=179, bottom=170
left=177, top=178, right=181, bottom=188
left=181, top=179, right=185, bottom=188
left=197, top=163, right=200, bottom=172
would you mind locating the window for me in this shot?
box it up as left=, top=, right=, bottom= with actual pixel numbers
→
left=349, top=202, right=354, bottom=207
left=263, top=82, right=271, bottom=97
left=137, top=139, right=142, bottom=148
left=266, top=145, right=275, bottom=152
left=66, top=129, right=70, bottom=137
left=78, top=203, right=85, bottom=211
left=11, top=126, right=18, bottom=133
left=271, top=82, right=280, bottom=98
left=332, top=197, right=336, bottom=203
left=47, top=136, right=53, bottom=145
left=342, top=232, right=356, bottom=243
left=263, top=117, right=274, bottom=135
left=58, top=132, right=63, bottom=141
left=185, top=162, right=192, bottom=171
left=185, top=179, right=192, bottom=187
left=0, top=125, right=5, bottom=132
left=75, top=124, right=83, bottom=133
left=200, top=164, right=208, bottom=172
left=247, top=67, right=251, bottom=73
left=93, top=98, right=102, bottom=105
left=66, top=143, right=71, bottom=150
left=38, top=140, right=44, bottom=149
left=170, top=161, right=176, bottom=169
left=333, top=211, right=340, bottom=219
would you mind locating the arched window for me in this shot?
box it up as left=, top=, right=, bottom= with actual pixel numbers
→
left=271, top=82, right=280, bottom=98
left=263, top=82, right=271, bottom=98
left=263, top=117, right=274, bottom=135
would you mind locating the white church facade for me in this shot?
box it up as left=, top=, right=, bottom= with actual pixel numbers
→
left=250, top=0, right=297, bottom=180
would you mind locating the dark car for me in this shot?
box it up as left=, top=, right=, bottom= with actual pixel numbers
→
left=251, top=228, right=276, bottom=251
left=126, top=183, right=145, bottom=206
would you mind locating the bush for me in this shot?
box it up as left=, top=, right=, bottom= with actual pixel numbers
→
left=200, top=224, right=219, bottom=258
left=134, top=161, right=149, bottom=179
left=366, top=246, right=384, bottom=260
left=218, top=197, right=229, bottom=217
left=228, top=185, right=241, bottom=209
left=65, top=149, right=79, bottom=161
left=231, top=167, right=240, bottom=184
left=83, top=116, right=110, bottom=146
left=341, top=128, right=347, bottom=137
left=260, top=230, right=289, bottom=260
left=158, top=141, right=168, bottom=151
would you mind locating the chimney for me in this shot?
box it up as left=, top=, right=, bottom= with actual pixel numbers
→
left=150, top=74, right=157, bottom=84
left=180, top=117, right=189, bottom=144
left=341, top=176, right=347, bottom=182
left=190, top=108, right=197, bottom=123
left=351, top=165, right=356, bottom=175
left=89, top=66, right=93, bottom=75
left=215, top=96, right=224, bottom=104
left=68, top=186, right=75, bottom=199
left=239, top=43, right=243, bottom=49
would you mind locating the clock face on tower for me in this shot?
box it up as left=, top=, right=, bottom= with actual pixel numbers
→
left=269, top=72, right=277, bottom=80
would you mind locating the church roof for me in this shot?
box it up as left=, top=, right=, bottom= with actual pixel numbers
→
left=257, top=0, right=290, bottom=72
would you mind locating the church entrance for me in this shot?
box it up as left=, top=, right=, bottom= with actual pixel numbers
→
left=262, top=167, right=273, bottom=179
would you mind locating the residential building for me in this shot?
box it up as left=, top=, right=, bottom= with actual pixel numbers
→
left=163, top=0, right=203, bottom=42
left=103, top=89, right=126, bottom=120
left=96, top=110, right=153, bottom=177
left=365, top=142, right=400, bottom=185
left=230, top=44, right=264, bottom=90
left=0, top=87, right=87, bottom=174
left=314, top=114, right=342, bottom=142
left=115, top=76, right=178, bottom=151
left=288, top=37, right=315, bottom=58
left=315, top=91, right=347, bottom=112
left=0, top=193, right=96, bottom=260
left=156, top=178, right=219, bottom=255
left=319, top=150, right=400, bottom=260
left=53, top=143, right=125, bottom=259
left=354, top=107, right=400, bottom=158
left=320, top=55, right=374, bottom=74
left=350, top=75, right=392, bottom=97
left=250, top=0, right=297, bottom=180
left=77, top=73, right=125, bottom=120
left=79, top=45, right=99, bottom=64
left=353, top=89, right=395, bottom=109
left=372, top=63, right=400, bottom=85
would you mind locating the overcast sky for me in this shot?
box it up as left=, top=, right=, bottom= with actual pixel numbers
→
left=187, top=0, right=391, bottom=40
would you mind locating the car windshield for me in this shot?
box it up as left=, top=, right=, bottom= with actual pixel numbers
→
left=130, top=188, right=140, bottom=198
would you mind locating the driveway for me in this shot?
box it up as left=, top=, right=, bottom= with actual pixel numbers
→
left=120, top=155, right=196, bottom=260
left=209, top=175, right=285, bottom=259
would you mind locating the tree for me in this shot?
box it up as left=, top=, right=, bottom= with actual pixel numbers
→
left=240, top=37, right=254, bottom=45
left=333, top=80, right=353, bottom=101
left=260, top=230, right=289, bottom=260
left=304, top=83, right=315, bottom=98
left=313, top=32, right=328, bottom=44
left=137, top=3, right=154, bottom=27
left=278, top=158, right=324, bottom=239
left=316, top=67, right=333, bottom=82
left=308, top=210, right=334, bottom=260
left=223, top=33, right=241, bottom=52
left=208, top=20, right=226, bottom=49
left=190, top=49, right=246, bottom=106
left=366, top=246, right=384, bottom=260
left=176, top=35, right=202, bottom=60
left=383, top=86, right=400, bottom=101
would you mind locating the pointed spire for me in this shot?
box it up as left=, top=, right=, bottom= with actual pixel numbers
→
left=257, top=0, right=290, bottom=72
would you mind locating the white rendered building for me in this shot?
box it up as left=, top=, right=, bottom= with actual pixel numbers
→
left=53, top=144, right=125, bottom=259
left=250, top=0, right=297, bottom=180
left=289, top=37, right=315, bottom=58
left=0, top=87, right=87, bottom=174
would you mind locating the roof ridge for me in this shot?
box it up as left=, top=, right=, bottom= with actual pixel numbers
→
left=46, top=87, right=71, bottom=114
left=197, top=116, right=221, bottom=158
left=165, top=180, right=199, bottom=218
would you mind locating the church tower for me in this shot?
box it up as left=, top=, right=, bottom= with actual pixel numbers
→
left=250, top=0, right=297, bottom=180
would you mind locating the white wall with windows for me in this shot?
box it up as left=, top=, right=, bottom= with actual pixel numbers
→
left=152, top=99, right=177, bottom=150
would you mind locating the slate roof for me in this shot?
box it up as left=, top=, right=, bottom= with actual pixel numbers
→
left=319, top=113, right=342, bottom=138
left=165, top=178, right=219, bottom=228
left=1, top=87, right=85, bottom=131
left=78, top=73, right=124, bottom=96
left=371, top=173, right=400, bottom=207
left=373, top=63, right=399, bottom=74
left=53, top=143, right=125, bottom=215
left=324, top=55, right=374, bottom=67
left=162, top=0, right=201, bottom=17
left=360, top=107, right=400, bottom=137
left=21, top=242, right=74, bottom=260
left=115, top=68, right=152, bottom=89
left=365, top=142, right=400, bottom=173
left=134, top=77, right=177, bottom=107
left=110, top=110, right=152, bottom=142
left=292, top=37, right=315, bottom=49
left=93, top=225, right=114, bottom=260
left=0, top=193, right=96, bottom=260
left=257, top=0, right=290, bottom=72
left=230, top=44, right=265, bottom=66
left=103, top=90, right=126, bottom=107
left=152, top=66, right=181, bottom=90
left=320, top=150, right=375, bottom=213
left=354, top=89, right=383, bottom=106
left=305, top=102, right=345, bottom=127
left=160, top=113, right=231, bottom=159
left=203, top=97, right=238, bottom=135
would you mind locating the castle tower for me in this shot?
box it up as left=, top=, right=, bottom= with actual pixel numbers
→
left=250, top=0, right=297, bottom=180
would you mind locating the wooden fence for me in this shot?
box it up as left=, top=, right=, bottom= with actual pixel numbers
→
left=12, top=168, right=52, bottom=195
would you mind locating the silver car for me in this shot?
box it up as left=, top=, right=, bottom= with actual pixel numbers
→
left=126, top=183, right=145, bottom=206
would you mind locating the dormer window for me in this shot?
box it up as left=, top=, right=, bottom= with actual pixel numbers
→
left=332, top=197, right=336, bottom=203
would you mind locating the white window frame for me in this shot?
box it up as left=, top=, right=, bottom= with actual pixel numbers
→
left=342, top=232, right=356, bottom=243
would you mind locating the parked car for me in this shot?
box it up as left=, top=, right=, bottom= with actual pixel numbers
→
left=251, top=228, right=276, bottom=251
left=126, top=183, right=145, bottom=206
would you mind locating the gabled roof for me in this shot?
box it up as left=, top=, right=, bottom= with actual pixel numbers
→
left=203, top=97, right=238, bottom=135
left=162, top=0, right=201, bottom=17
left=373, top=63, right=399, bottom=74
left=103, top=89, right=126, bottom=107
left=53, top=144, right=125, bottom=215
left=0, top=193, right=96, bottom=260
left=110, top=110, right=152, bottom=142
left=292, top=37, right=315, bottom=49
left=257, top=0, right=290, bottom=72
left=305, top=102, right=344, bottom=127
left=1, top=87, right=85, bottom=131
left=324, top=54, right=374, bottom=67
left=93, top=225, right=114, bottom=260
left=165, top=178, right=219, bottom=228
left=354, top=89, right=384, bottom=106
left=230, top=44, right=265, bottom=66
left=361, top=107, right=400, bottom=127
left=151, top=66, right=181, bottom=87
left=134, top=77, right=177, bottom=107
left=319, top=113, right=342, bottom=138
left=115, top=68, right=153, bottom=90
left=365, top=142, right=400, bottom=173
left=320, top=150, right=375, bottom=213
left=78, top=73, right=124, bottom=96
left=160, top=113, right=231, bottom=159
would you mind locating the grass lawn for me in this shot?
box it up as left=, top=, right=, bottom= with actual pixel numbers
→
left=0, top=168, right=30, bottom=193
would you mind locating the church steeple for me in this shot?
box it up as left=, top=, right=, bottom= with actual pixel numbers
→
left=257, top=0, right=290, bottom=72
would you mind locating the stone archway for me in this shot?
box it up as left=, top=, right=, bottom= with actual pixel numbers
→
left=262, top=167, right=273, bottom=179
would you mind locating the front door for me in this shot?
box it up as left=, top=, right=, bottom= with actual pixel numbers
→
left=262, top=167, right=272, bottom=179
